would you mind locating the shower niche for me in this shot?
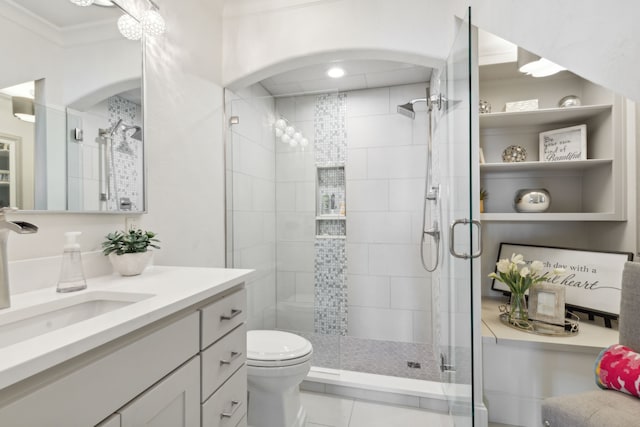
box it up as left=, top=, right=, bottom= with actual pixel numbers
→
left=315, top=165, right=346, bottom=237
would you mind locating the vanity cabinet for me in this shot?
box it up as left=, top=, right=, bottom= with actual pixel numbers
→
left=0, top=284, right=247, bottom=427
left=117, top=356, right=201, bottom=426
left=479, top=63, right=626, bottom=222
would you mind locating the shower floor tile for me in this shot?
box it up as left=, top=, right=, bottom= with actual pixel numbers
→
left=296, top=332, right=441, bottom=382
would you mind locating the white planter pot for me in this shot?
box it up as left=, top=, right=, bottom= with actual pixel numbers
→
left=108, top=251, right=153, bottom=276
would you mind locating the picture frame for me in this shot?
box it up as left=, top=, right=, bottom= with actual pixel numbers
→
left=539, top=124, right=587, bottom=162
left=491, top=242, right=633, bottom=318
left=529, top=283, right=566, bottom=325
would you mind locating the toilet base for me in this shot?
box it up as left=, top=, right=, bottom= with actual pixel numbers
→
left=247, top=385, right=307, bottom=427
left=248, top=405, right=306, bottom=427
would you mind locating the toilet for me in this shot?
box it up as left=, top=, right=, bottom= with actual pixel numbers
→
left=246, top=330, right=313, bottom=427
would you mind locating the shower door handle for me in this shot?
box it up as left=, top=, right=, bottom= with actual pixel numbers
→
left=449, top=219, right=482, bottom=259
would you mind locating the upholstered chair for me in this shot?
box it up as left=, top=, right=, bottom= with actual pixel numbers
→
left=541, top=261, right=640, bottom=426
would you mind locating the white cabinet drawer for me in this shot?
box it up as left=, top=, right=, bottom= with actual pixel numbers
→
left=119, top=356, right=200, bottom=427
left=202, top=365, right=247, bottom=427
left=235, top=415, right=247, bottom=427
left=202, top=324, right=247, bottom=402
left=200, top=288, right=247, bottom=349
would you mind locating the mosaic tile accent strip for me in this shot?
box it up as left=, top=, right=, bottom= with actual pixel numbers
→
left=313, top=92, right=348, bottom=335
left=314, top=237, right=347, bottom=335
left=316, top=220, right=346, bottom=236
left=107, top=95, right=142, bottom=211
left=314, top=93, right=347, bottom=166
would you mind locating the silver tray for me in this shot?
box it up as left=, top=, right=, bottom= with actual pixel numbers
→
left=498, top=312, right=579, bottom=337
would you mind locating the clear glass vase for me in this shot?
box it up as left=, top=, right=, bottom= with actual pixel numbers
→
left=509, top=292, right=528, bottom=326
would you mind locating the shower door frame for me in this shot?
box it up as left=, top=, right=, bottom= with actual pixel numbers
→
left=429, top=8, right=479, bottom=426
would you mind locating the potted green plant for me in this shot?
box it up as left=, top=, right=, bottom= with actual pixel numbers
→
left=480, top=188, right=488, bottom=213
left=102, top=229, right=160, bottom=276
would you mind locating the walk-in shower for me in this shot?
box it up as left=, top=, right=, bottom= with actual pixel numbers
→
left=225, top=13, right=475, bottom=425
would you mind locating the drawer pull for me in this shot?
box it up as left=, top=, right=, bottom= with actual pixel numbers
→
left=220, top=400, right=241, bottom=418
left=220, top=308, right=242, bottom=321
left=220, top=351, right=243, bottom=365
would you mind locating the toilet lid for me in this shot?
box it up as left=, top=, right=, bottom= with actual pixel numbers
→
left=247, top=330, right=313, bottom=362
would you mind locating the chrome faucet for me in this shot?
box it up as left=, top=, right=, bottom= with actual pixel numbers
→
left=0, top=208, right=38, bottom=309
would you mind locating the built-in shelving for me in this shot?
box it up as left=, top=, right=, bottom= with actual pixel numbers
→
left=479, top=64, right=623, bottom=222
left=315, top=215, right=346, bottom=220
left=479, top=104, right=612, bottom=128
left=481, top=212, right=619, bottom=222
left=316, top=165, right=346, bottom=236
left=481, top=158, right=612, bottom=173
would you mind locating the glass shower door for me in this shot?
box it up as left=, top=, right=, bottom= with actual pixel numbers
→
left=430, top=9, right=476, bottom=426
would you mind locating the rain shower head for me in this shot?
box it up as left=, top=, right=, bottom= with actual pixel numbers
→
left=397, top=98, right=427, bottom=119
left=122, top=125, right=142, bottom=141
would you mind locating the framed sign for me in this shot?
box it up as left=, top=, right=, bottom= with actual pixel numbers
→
left=491, top=242, right=633, bottom=317
left=539, top=124, right=587, bottom=162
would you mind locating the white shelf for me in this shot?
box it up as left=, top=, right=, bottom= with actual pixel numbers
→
left=316, top=215, right=346, bottom=220
left=481, top=159, right=612, bottom=173
left=481, top=212, right=623, bottom=222
left=315, top=235, right=346, bottom=239
left=479, top=104, right=612, bottom=128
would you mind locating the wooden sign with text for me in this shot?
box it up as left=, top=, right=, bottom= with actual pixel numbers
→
left=539, top=124, right=587, bottom=162
left=491, top=242, right=633, bottom=317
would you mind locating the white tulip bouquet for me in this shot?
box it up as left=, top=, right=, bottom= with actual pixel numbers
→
left=489, top=253, right=564, bottom=323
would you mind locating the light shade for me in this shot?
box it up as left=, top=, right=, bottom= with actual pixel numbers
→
left=12, top=97, right=35, bottom=122
left=141, top=10, right=166, bottom=36
left=69, top=0, right=94, bottom=6
left=517, top=47, right=566, bottom=77
left=118, top=14, right=142, bottom=40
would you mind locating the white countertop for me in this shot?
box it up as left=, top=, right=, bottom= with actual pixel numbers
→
left=482, top=297, right=619, bottom=352
left=0, top=266, right=253, bottom=390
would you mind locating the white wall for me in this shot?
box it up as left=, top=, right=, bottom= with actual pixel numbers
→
left=343, top=84, right=432, bottom=344
left=222, top=0, right=459, bottom=88
left=135, top=0, right=226, bottom=267
left=471, top=0, right=640, bottom=104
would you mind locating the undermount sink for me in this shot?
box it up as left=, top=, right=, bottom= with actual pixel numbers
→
left=0, top=290, right=154, bottom=348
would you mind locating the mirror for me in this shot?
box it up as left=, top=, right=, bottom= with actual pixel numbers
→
left=0, top=0, right=144, bottom=212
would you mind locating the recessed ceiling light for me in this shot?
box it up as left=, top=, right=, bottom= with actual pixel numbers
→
left=327, top=67, right=345, bottom=79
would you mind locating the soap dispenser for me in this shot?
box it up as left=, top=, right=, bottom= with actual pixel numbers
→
left=57, top=231, right=87, bottom=293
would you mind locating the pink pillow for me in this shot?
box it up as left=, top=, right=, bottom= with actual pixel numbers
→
left=595, top=344, right=640, bottom=397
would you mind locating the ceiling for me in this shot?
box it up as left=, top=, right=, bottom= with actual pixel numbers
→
left=10, top=0, right=120, bottom=28
left=260, top=60, right=432, bottom=97
left=260, top=30, right=520, bottom=96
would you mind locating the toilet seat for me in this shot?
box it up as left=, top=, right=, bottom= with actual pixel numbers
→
left=247, top=330, right=313, bottom=368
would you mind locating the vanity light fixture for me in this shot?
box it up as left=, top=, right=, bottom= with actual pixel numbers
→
left=141, top=1, right=166, bottom=37
left=12, top=97, right=35, bottom=123
left=68, top=0, right=166, bottom=40
left=517, top=47, right=566, bottom=78
left=327, top=67, right=345, bottom=79
left=274, top=118, right=309, bottom=148
left=117, top=14, right=143, bottom=40
left=69, top=0, right=94, bottom=6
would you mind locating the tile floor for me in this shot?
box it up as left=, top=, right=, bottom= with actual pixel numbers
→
left=300, top=391, right=453, bottom=427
